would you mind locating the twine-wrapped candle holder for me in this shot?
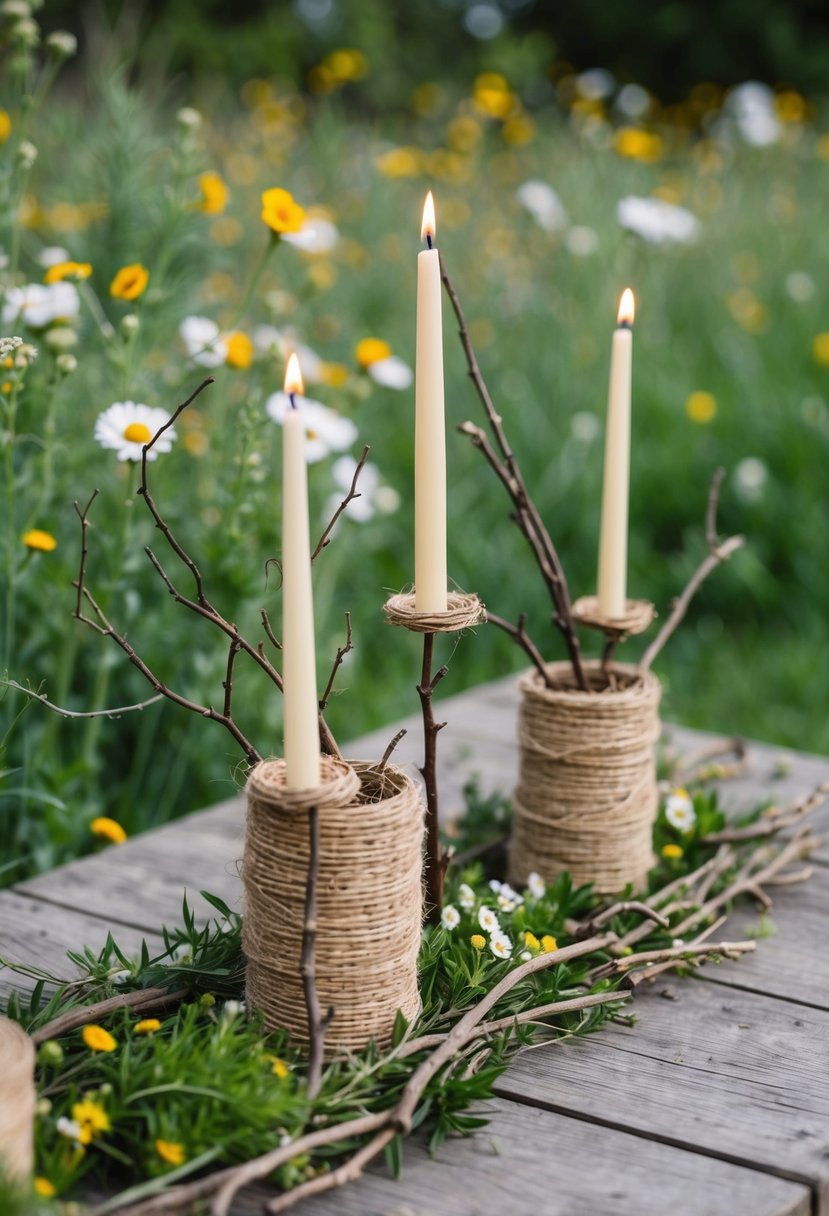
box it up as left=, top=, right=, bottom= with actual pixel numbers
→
left=509, top=660, right=662, bottom=894
left=243, top=754, right=425, bottom=1053
left=0, top=1017, right=35, bottom=1182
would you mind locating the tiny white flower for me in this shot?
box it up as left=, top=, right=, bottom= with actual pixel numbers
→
left=565, top=225, right=599, bottom=257
left=520, top=949, right=533, bottom=962
left=222, top=999, right=246, bottom=1019
left=38, top=245, right=70, bottom=268
left=441, top=904, right=460, bottom=930
left=516, top=179, right=568, bottom=232
left=176, top=106, right=202, bottom=129
left=727, top=82, right=781, bottom=147
left=478, top=906, right=500, bottom=933
left=265, top=392, right=357, bottom=463
left=179, top=315, right=228, bottom=367
left=1, top=281, right=80, bottom=328
left=488, top=879, right=503, bottom=893
left=458, top=882, right=476, bottom=910
left=617, top=196, right=701, bottom=246
left=0, top=336, right=22, bottom=358
left=17, top=139, right=37, bottom=169
left=665, top=789, right=696, bottom=832
left=57, top=1117, right=83, bottom=1143
left=734, top=456, right=768, bottom=503
left=282, top=216, right=340, bottom=254
left=109, top=968, right=131, bottom=986
left=615, top=82, right=651, bottom=120
left=94, top=402, right=176, bottom=462
left=576, top=67, right=615, bottom=101
left=46, top=29, right=77, bottom=57
left=527, top=872, right=546, bottom=899
left=489, top=932, right=513, bottom=959
left=367, top=355, right=413, bottom=390
left=496, top=884, right=523, bottom=912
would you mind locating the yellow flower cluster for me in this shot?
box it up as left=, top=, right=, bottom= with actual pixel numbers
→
left=308, top=48, right=368, bottom=95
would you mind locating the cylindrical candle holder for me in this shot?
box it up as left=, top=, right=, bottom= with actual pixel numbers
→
left=243, top=755, right=425, bottom=1053
left=0, top=1017, right=35, bottom=1182
left=509, top=660, right=662, bottom=894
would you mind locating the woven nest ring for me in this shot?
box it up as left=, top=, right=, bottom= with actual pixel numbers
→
left=571, top=596, right=656, bottom=640
left=246, top=754, right=361, bottom=811
left=384, top=591, right=486, bottom=633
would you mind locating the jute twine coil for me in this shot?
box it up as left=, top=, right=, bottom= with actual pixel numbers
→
left=383, top=590, right=486, bottom=633
left=0, top=1017, right=35, bottom=1181
left=243, top=757, right=424, bottom=1053
left=571, top=595, right=656, bottom=639
left=509, top=660, right=662, bottom=894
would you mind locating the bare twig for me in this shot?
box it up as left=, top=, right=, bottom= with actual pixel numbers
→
left=311, top=444, right=370, bottom=561
left=1, top=681, right=163, bottom=720
left=569, top=900, right=670, bottom=938
left=418, top=633, right=449, bottom=920
left=700, top=777, right=829, bottom=844
left=639, top=469, right=745, bottom=672
left=260, top=609, right=282, bottom=652
left=379, top=727, right=407, bottom=770
left=300, top=806, right=331, bottom=1100
left=222, top=639, right=241, bottom=719
left=318, top=612, right=353, bottom=713
left=73, top=488, right=99, bottom=619
left=486, top=611, right=553, bottom=688
left=32, top=987, right=186, bottom=1045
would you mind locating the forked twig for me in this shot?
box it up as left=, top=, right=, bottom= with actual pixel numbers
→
left=486, top=611, right=552, bottom=687
left=311, top=444, right=370, bottom=561
left=318, top=613, right=353, bottom=713
left=1, top=681, right=163, bottom=720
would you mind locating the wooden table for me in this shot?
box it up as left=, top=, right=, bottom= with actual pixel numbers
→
left=3, top=675, right=829, bottom=1216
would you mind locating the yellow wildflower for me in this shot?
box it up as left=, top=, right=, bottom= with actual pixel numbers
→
left=522, top=931, right=541, bottom=951
left=319, top=361, right=350, bottom=388
left=727, top=288, right=767, bottom=333
left=540, top=935, right=558, bottom=953
left=812, top=332, right=829, bottom=366
left=82, top=1025, right=117, bottom=1053
left=155, top=1139, right=186, bottom=1166
left=685, top=391, right=717, bottom=424
left=261, top=187, right=305, bottom=235
left=45, top=260, right=92, bottom=284
left=355, top=337, right=391, bottom=368
left=72, top=1098, right=110, bottom=1139
left=225, top=331, right=253, bottom=369
left=110, top=263, right=149, bottom=301
left=183, top=430, right=208, bottom=457
left=91, top=816, right=127, bottom=844
left=375, top=147, right=422, bottom=178
left=775, top=90, right=807, bottom=124
left=22, top=529, right=57, bottom=552
left=134, top=1018, right=161, bottom=1035
left=470, top=934, right=486, bottom=950
left=34, top=1178, right=56, bottom=1197
left=270, top=1056, right=290, bottom=1079
left=198, top=171, right=228, bottom=215
left=2, top=381, right=13, bottom=394
left=661, top=843, right=684, bottom=860
left=325, top=48, right=368, bottom=83
left=0, top=109, right=10, bottom=142
left=614, top=127, right=664, bottom=163
left=473, top=72, right=513, bottom=119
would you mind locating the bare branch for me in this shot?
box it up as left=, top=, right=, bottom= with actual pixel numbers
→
left=486, top=611, right=552, bottom=688
left=318, top=612, right=353, bottom=712
left=311, top=444, right=370, bottom=561
left=72, top=490, right=100, bottom=621
left=418, top=632, right=448, bottom=919
left=260, top=609, right=282, bottom=652
left=379, top=727, right=407, bottom=770
left=1, top=681, right=163, bottom=720
left=32, top=987, right=186, bottom=1045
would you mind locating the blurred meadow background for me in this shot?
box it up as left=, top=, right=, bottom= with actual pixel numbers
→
left=2, top=0, right=829, bottom=881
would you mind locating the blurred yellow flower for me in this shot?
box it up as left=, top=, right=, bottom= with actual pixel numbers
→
left=155, top=1139, right=186, bottom=1166
left=473, top=72, right=513, bottom=119
left=261, top=187, right=305, bottom=235
left=410, top=82, right=443, bottom=117
left=447, top=115, right=482, bottom=153
left=470, top=934, right=485, bottom=949
left=134, top=1018, right=161, bottom=1034
left=502, top=114, right=536, bottom=146
left=614, top=127, right=664, bottom=162
left=91, top=816, right=127, bottom=844
left=812, top=333, right=829, bottom=365
left=198, top=171, right=228, bottom=215
left=307, top=260, right=337, bottom=292
left=685, top=391, right=717, bottom=424
left=522, top=931, right=541, bottom=950
left=0, top=109, right=10, bottom=141
left=375, top=146, right=422, bottom=178
left=45, top=260, right=92, bottom=283
left=270, top=1056, right=290, bottom=1079
left=82, top=1025, right=117, bottom=1053
left=72, top=1098, right=110, bottom=1139
left=34, top=1178, right=56, bottom=1197
left=661, top=843, right=684, bottom=860
left=356, top=338, right=391, bottom=368
left=110, top=263, right=149, bottom=301
left=775, top=90, right=807, bottom=124
left=727, top=288, right=768, bottom=333
left=325, top=48, right=368, bottom=83
left=183, top=430, right=208, bottom=457
left=225, top=331, right=253, bottom=369
left=22, top=529, right=57, bottom=552
left=319, top=362, right=349, bottom=388
left=540, top=935, right=558, bottom=953
left=308, top=64, right=335, bottom=95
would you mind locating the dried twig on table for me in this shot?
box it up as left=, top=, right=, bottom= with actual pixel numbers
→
left=300, top=806, right=332, bottom=1100
left=665, top=734, right=747, bottom=788
left=441, top=256, right=587, bottom=691
left=32, top=987, right=187, bottom=1045
left=639, top=468, right=745, bottom=672
left=1, top=681, right=163, bottom=719
left=418, top=633, right=449, bottom=919
left=311, top=444, right=370, bottom=561
left=701, top=777, right=829, bottom=844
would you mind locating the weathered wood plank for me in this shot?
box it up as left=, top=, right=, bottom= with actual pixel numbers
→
left=0, top=891, right=163, bottom=1001
left=496, top=980, right=829, bottom=1211
left=234, top=1098, right=809, bottom=1216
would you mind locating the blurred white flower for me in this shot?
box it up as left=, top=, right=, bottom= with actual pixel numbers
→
left=38, top=245, right=70, bottom=267
left=56, top=1117, right=84, bottom=1144
left=785, top=271, right=815, bottom=303
left=615, top=82, right=651, bottom=120
left=565, top=225, right=599, bottom=257
left=282, top=216, right=340, bottom=254
left=179, top=315, right=227, bottom=367
left=734, top=456, right=768, bottom=503
left=265, top=392, right=357, bottom=463
left=373, top=484, right=401, bottom=514
left=527, top=871, right=545, bottom=899
left=253, top=325, right=324, bottom=383
left=94, top=402, right=176, bottom=462
left=441, top=904, right=460, bottom=930
left=495, top=883, right=523, bottom=913
left=576, top=68, right=615, bottom=101
left=2, top=281, right=80, bottom=327
left=727, top=82, right=781, bottom=147
left=571, top=411, right=601, bottom=443
left=222, top=999, right=246, bottom=1019
left=665, top=788, right=696, bottom=831
left=516, top=180, right=568, bottom=232
left=617, top=195, right=701, bottom=245
left=368, top=354, right=412, bottom=390
left=478, top=906, right=500, bottom=933
left=458, top=882, right=476, bottom=910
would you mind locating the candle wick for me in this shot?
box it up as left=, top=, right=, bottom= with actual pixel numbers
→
left=426, top=232, right=433, bottom=250
left=289, top=392, right=297, bottom=410
left=617, top=320, right=632, bottom=331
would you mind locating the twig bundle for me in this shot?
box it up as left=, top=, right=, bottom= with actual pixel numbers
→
left=0, top=1017, right=35, bottom=1181
left=510, top=660, right=662, bottom=893
left=243, top=758, right=425, bottom=1053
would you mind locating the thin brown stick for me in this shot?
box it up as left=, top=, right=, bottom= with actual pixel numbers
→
left=300, top=806, right=330, bottom=1100
left=379, top=727, right=407, bottom=770
left=266, top=1127, right=398, bottom=1214
left=486, top=611, right=553, bottom=688
left=311, top=444, right=370, bottom=561
left=260, top=609, right=282, bottom=651
left=1, top=681, right=163, bottom=719
left=73, top=489, right=99, bottom=618
left=319, top=612, right=353, bottom=713
left=418, top=633, right=449, bottom=920
left=570, top=900, right=670, bottom=937
left=222, top=639, right=241, bottom=719
left=701, top=777, right=829, bottom=844
left=639, top=469, right=744, bottom=672
left=32, top=987, right=186, bottom=1045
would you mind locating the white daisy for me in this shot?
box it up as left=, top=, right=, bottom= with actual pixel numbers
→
left=520, top=950, right=533, bottom=962
left=664, top=788, right=696, bottom=832
left=516, top=180, right=568, bottom=232
left=489, top=932, right=512, bottom=959
left=265, top=392, right=357, bottom=463
left=179, top=315, right=228, bottom=367
left=2, top=281, right=80, bottom=328
left=38, top=245, right=70, bottom=267
left=282, top=216, right=340, bottom=254
left=617, top=196, right=701, bottom=246
left=496, top=883, right=523, bottom=912
left=488, top=879, right=503, bottom=893
left=94, top=402, right=176, bottom=462
left=726, top=81, right=781, bottom=148
left=527, top=872, right=546, bottom=899
left=441, top=904, right=460, bottom=930
left=565, top=225, right=599, bottom=257
left=478, top=906, right=500, bottom=934
left=458, top=882, right=476, bottom=910
left=368, top=355, right=413, bottom=390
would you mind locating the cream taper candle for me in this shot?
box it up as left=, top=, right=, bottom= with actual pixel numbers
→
left=415, top=190, right=448, bottom=612
left=597, top=288, right=635, bottom=619
left=282, top=352, right=321, bottom=790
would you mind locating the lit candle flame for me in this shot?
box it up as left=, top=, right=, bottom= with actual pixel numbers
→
left=284, top=351, right=304, bottom=398
left=617, top=288, right=635, bottom=327
left=420, top=190, right=436, bottom=244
